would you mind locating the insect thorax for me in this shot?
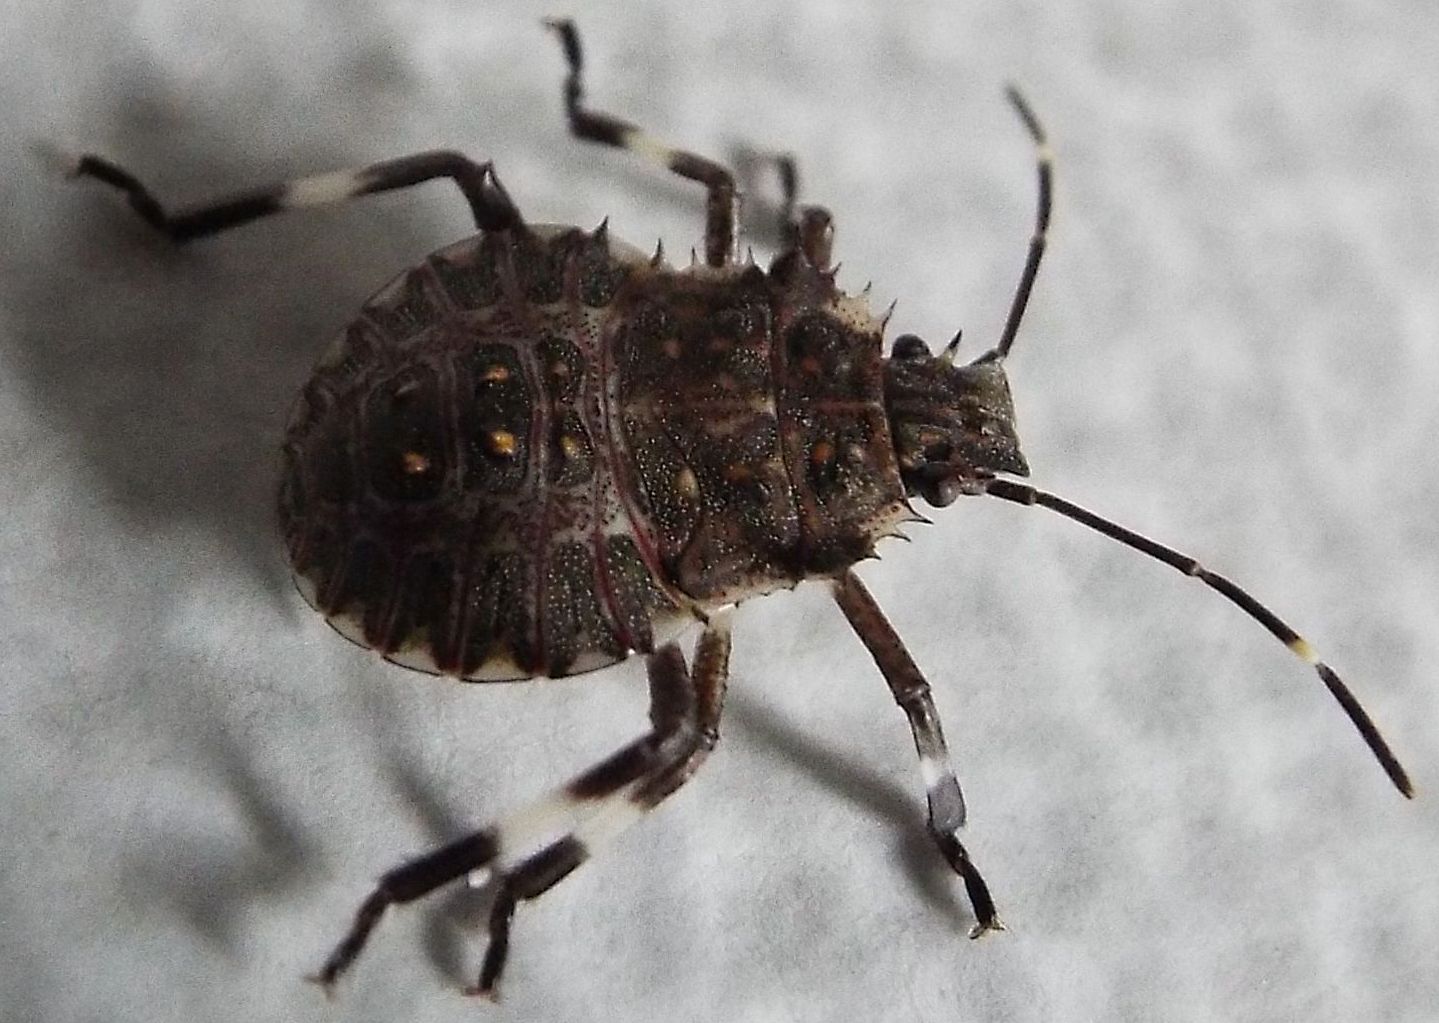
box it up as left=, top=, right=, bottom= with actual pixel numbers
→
left=279, top=226, right=911, bottom=680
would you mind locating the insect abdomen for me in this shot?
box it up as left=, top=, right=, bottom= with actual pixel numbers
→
left=280, top=227, right=676, bottom=680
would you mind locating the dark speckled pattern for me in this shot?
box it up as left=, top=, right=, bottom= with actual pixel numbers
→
left=279, top=227, right=911, bottom=677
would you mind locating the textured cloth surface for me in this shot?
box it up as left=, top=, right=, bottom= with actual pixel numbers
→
left=3, top=3, right=1436, bottom=1021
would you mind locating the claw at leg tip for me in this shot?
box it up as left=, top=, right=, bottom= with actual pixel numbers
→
left=32, top=140, right=83, bottom=179
left=968, top=916, right=1006, bottom=939
left=463, top=983, right=501, bottom=1002
left=303, top=972, right=338, bottom=1000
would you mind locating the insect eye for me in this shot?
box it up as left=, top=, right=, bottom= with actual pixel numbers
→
left=891, top=334, right=932, bottom=360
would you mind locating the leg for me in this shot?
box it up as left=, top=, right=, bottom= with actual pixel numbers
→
left=543, top=17, right=737, bottom=268
left=760, top=153, right=835, bottom=268
left=310, top=618, right=731, bottom=997
left=71, top=149, right=524, bottom=241
left=832, top=570, right=1002, bottom=937
left=736, top=147, right=836, bottom=272
left=472, top=621, right=730, bottom=996
left=762, top=152, right=836, bottom=271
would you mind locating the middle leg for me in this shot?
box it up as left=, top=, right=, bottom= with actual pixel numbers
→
left=544, top=17, right=737, bottom=268
left=833, top=569, right=1002, bottom=936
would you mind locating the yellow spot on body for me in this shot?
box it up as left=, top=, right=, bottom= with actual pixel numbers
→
left=401, top=451, right=431, bottom=474
left=799, top=356, right=822, bottom=375
left=550, top=361, right=570, bottom=378
left=481, top=364, right=510, bottom=383
left=559, top=434, right=582, bottom=459
left=486, top=430, right=518, bottom=457
left=675, top=467, right=700, bottom=500
left=723, top=463, right=752, bottom=483
left=810, top=440, right=835, bottom=465
left=1288, top=637, right=1319, bottom=665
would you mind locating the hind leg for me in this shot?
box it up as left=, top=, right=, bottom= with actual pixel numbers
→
left=72, top=149, right=524, bottom=239
left=311, top=618, right=732, bottom=998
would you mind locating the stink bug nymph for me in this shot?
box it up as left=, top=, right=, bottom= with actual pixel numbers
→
left=71, top=18, right=1412, bottom=998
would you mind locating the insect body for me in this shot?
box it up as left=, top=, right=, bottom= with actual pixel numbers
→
left=280, top=222, right=916, bottom=682
left=73, top=18, right=1411, bottom=999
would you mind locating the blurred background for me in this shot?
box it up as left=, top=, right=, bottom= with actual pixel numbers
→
left=2, top=1, right=1435, bottom=1020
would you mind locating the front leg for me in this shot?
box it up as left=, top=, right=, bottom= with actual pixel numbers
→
left=832, top=570, right=1003, bottom=937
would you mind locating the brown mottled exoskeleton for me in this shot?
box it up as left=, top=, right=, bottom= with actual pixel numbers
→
left=72, top=18, right=1411, bottom=999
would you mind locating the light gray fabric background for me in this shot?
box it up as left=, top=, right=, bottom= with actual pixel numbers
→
left=2, top=2, right=1436, bottom=1021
